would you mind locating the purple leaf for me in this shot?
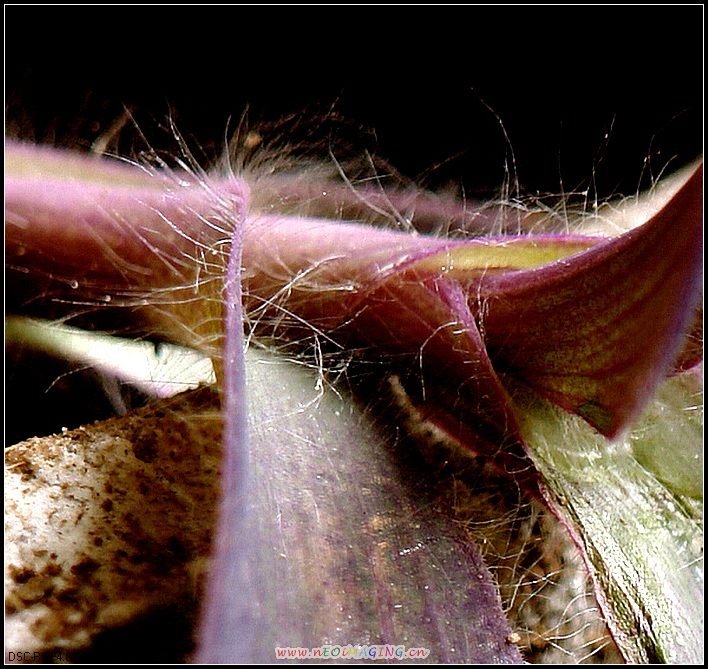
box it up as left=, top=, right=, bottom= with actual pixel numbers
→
left=197, top=347, right=523, bottom=663
left=241, top=167, right=702, bottom=441
left=472, top=165, right=703, bottom=436
left=6, top=140, right=247, bottom=351
left=5, top=141, right=702, bottom=663
left=5, top=141, right=524, bottom=663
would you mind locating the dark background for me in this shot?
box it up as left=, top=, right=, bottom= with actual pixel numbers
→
left=6, top=5, right=703, bottom=199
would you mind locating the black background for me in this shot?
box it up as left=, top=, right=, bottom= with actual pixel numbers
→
left=6, top=5, right=703, bottom=199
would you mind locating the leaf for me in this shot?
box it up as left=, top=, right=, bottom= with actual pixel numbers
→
left=472, top=165, right=703, bottom=437
left=5, top=316, right=215, bottom=398
left=513, top=370, right=703, bottom=663
left=5, top=141, right=703, bottom=663
left=242, top=166, right=702, bottom=441
left=199, top=347, right=523, bottom=663
left=5, top=140, right=247, bottom=352
left=4, top=322, right=523, bottom=664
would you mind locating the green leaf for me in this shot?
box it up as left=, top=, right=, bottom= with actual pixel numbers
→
left=514, top=372, right=703, bottom=663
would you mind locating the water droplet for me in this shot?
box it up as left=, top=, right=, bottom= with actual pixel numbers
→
left=69, top=280, right=79, bottom=289
left=154, top=342, right=168, bottom=359
left=102, top=294, right=112, bottom=302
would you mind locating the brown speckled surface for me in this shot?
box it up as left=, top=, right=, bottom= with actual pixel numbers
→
left=5, top=388, right=221, bottom=662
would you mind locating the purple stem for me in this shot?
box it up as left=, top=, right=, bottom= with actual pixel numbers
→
left=196, top=181, right=256, bottom=661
